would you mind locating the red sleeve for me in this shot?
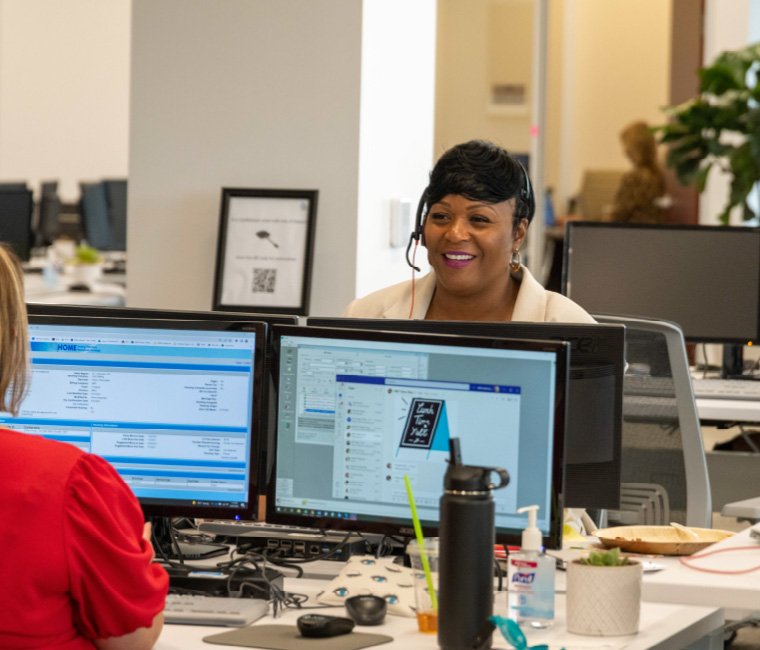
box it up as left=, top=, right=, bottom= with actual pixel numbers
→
left=63, top=454, right=168, bottom=641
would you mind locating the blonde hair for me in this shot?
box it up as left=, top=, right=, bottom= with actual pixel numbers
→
left=620, top=121, right=659, bottom=169
left=0, top=244, right=29, bottom=415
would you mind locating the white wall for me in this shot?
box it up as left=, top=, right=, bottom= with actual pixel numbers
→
left=0, top=0, right=130, bottom=201
left=128, top=0, right=436, bottom=315
left=556, top=0, right=671, bottom=210
left=435, top=0, right=533, bottom=158
left=355, top=0, right=436, bottom=297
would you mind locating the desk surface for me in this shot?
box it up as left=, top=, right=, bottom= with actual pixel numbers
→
left=643, top=526, right=760, bottom=619
left=696, top=397, right=760, bottom=424
left=155, top=578, right=722, bottom=650
left=24, top=270, right=126, bottom=307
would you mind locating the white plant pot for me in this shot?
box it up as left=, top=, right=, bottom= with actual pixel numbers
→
left=70, top=263, right=103, bottom=286
left=566, top=560, right=642, bottom=636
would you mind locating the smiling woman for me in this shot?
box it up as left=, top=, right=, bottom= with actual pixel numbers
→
left=342, top=140, right=593, bottom=325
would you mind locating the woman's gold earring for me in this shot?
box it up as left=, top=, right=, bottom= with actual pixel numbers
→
left=509, top=249, right=521, bottom=272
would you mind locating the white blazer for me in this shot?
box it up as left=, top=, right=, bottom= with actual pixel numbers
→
left=342, top=265, right=595, bottom=324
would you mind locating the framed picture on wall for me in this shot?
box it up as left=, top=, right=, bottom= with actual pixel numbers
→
left=212, top=188, right=318, bottom=315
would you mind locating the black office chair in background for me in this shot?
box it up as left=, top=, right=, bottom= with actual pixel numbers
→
left=0, top=187, right=34, bottom=261
left=35, top=180, right=61, bottom=247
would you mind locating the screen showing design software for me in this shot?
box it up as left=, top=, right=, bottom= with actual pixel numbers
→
left=274, top=333, right=559, bottom=535
left=0, top=323, right=257, bottom=510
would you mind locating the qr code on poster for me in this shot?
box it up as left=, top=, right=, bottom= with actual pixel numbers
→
left=252, top=268, right=276, bottom=293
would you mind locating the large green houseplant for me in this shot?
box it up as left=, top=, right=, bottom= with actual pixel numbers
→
left=658, top=42, right=760, bottom=224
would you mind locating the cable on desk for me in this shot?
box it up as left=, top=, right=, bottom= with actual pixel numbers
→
left=224, top=547, right=341, bottom=617
left=678, top=546, right=760, bottom=574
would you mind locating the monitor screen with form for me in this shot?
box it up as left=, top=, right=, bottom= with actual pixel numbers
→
left=2, top=316, right=266, bottom=519
left=267, top=325, right=568, bottom=548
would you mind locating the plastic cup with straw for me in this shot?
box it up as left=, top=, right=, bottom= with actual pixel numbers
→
left=404, top=474, right=438, bottom=632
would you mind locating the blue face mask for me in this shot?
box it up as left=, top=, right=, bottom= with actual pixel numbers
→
left=489, top=615, right=558, bottom=650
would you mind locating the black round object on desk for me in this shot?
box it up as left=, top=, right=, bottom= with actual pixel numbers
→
left=345, top=595, right=387, bottom=625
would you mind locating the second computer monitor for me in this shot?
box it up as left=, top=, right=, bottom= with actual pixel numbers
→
left=2, top=315, right=266, bottom=520
left=267, top=324, right=568, bottom=548
left=563, top=222, right=760, bottom=345
left=308, top=317, right=625, bottom=511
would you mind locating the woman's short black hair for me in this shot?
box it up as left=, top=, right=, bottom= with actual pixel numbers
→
left=420, top=140, right=535, bottom=226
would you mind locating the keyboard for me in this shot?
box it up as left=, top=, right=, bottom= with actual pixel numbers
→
left=692, top=378, right=760, bottom=401
left=164, top=593, right=268, bottom=626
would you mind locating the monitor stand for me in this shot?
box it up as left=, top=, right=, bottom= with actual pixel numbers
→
left=721, top=344, right=744, bottom=379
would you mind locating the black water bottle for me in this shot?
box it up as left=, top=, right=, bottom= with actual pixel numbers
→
left=438, top=438, right=509, bottom=650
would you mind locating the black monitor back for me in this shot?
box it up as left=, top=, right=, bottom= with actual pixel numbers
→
left=0, top=189, right=34, bottom=261
left=104, top=179, right=127, bottom=251
left=563, top=222, right=760, bottom=344
left=80, top=182, right=112, bottom=250
left=308, top=317, right=625, bottom=510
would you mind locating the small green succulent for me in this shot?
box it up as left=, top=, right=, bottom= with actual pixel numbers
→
left=580, top=546, right=630, bottom=567
left=74, top=245, right=101, bottom=265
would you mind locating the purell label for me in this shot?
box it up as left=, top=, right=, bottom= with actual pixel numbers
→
left=510, top=559, right=538, bottom=569
left=511, top=572, right=535, bottom=585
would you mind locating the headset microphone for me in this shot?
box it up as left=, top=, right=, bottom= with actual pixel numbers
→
left=405, top=194, right=427, bottom=272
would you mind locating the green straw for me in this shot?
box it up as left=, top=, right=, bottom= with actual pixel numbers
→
left=404, top=474, right=438, bottom=612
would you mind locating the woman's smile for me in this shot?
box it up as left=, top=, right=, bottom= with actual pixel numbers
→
left=442, top=251, right=476, bottom=267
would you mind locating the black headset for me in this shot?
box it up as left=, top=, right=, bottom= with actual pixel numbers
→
left=405, top=158, right=534, bottom=271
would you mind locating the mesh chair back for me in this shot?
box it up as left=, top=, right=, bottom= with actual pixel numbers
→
left=594, top=315, right=711, bottom=528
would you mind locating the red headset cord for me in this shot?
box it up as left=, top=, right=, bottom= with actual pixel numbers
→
left=678, top=545, right=760, bottom=574
left=408, top=240, right=419, bottom=319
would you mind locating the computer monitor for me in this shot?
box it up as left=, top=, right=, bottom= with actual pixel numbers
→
left=563, top=222, right=760, bottom=344
left=563, top=222, right=760, bottom=376
left=267, top=324, right=568, bottom=548
left=308, top=317, right=625, bottom=511
left=24, top=304, right=298, bottom=498
left=2, top=315, right=266, bottom=520
left=79, top=182, right=113, bottom=250
left=104, top=179, right=127, bottom=251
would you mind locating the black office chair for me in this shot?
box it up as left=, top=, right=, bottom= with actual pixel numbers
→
left=0, top=189, right=34, bottom=261
left=79, top=182, right=112, bottom=250
left=35, top=181, right=61, bottom=247
left=0, top=182, right=29, bottom=191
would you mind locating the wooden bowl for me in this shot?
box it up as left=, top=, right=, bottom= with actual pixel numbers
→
left=594, top=525, right=734, bottom=556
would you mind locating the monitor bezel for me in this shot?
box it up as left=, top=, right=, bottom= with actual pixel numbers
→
left=266, top=324, right=568, bottom=549
left=307, top=317, right=625, bottom=511
left=562, top=221, right=760, bottom=345
left=24, top=314, right=268, bottom=520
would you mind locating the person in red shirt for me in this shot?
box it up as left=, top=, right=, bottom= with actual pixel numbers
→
left=0, top=243, right=168, bottom=650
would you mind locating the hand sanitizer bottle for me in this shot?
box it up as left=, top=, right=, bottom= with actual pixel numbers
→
left=507, top=505, right=555, bottom=628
